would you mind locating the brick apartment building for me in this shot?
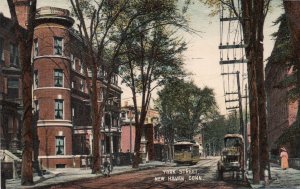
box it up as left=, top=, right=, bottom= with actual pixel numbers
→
left=265, top=17, right=300, bottom=159
left=0, top=1, right=122, bottom=169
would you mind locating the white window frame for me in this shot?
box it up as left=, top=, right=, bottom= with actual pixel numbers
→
left=0, top=37, right=4, bottom=62
left=54, top=69, right=64, bottom=87
left=70, top=54, right=75, bottom=70
left=54, top=99, right=64, bottom=120
left=53, top=37, right=63, bottom=56
left=55, top=136, right=65, bottom=155
left=80, top=79, right=84, bottom=92
left=33, top=100, right=39, bottom=118
left=79, top=60, right=83, bottom=74
left=33, top=70, right=38, bottom=89
left=34, top=38, right=38, bottom=57
left=7, top=77, right=19, bottom=99
left=10, top=43, right=19, bottom=67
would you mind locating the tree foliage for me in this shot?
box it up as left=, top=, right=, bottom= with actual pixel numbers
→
left=155, top=79, right=218, bottom=140
left=70, top=0, right=190, bottom=171
left=202, top=112, right=240, bottom=156
left=116, top=1, right=193, bottom=168
left=268, top=13, right=299, bottom=103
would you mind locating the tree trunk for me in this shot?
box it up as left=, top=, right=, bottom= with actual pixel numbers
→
left=32, top=113, right=42, bottom=176
left=6, top=0, right=37, bottom=185
left=91, top=72, right=101, bottom=174
left=132, top=105, right=148, bottom=168
left=132, top=121, right=142, bottom=168
left=20, top=39, right=34, bottom=185
left=241, top=0, right=260, bottom=184
left=255, top=0, right=269, bottom=180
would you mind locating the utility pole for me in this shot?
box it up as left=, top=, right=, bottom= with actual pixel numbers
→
left=222, top=72, right=244, bottom=133
left=222, top=71, right=245, bottom=179
left=236, top=71, right=246, bottom=180
left=244, top=84, right=248, bottom=169
left=236, top=72, right=244, bottom=135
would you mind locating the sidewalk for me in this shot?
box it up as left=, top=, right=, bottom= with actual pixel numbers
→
left=6, top=161, right=176, bottom=189
left=246, top=163, right=300, bottom=188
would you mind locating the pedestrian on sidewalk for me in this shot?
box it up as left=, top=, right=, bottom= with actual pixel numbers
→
left=103, top=157, right=112, bottom=177
left=280, top=147, right=289, bottom=170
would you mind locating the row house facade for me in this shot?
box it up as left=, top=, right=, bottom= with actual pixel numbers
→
left=0, top=13, right=24, bottom=156
left=0, top=1, right=122, bottom=169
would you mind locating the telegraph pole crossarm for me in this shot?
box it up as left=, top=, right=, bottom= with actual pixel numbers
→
left=226, top=106, right=239, bottom=110
left=225, top=99, right=239, bottom=103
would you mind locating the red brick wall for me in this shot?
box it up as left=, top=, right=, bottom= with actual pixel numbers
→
left=38, top=126, right=73, bottom=156
left=14, top=0, right=30, bottom=29
left=34, top=58, right=70, bottom=88
left=33, top=10, right=74, bottom=168
left=34, top=24, right=71, bottom=57
left=266, top=63, right=298, bottom=153
left=121, top=125, right=136, bottom=152
left=39, top=156, right=82, bottom=169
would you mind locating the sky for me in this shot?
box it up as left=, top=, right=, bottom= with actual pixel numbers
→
left=0, top=0, right=283, bottom=115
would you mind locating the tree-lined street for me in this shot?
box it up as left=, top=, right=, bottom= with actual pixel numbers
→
left=1, top=0, right=300, bottom=188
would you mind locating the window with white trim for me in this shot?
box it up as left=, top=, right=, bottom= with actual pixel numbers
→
left=33, top=70, right=38, bottom=89
left=34, top=38, right=38, bottom=57
left=70, top=54, right=75, bottom=69
left=80, top=79, right=84, bottom=92
left=7, top=78, right=19, bottom=99
left=0, top=37, right=4, bottom=63
left=33, top=100, right=39, bottom=119
left=10, top=43, right=19, bottom=66
left=54, top=37, right=63, bottom=55
left=55, top=99, right=63, bottom=119
left=79, top=60, right=83, bottom=74
left=54, top=69, right=63, bottom=87
left=55, top=136, right=65, bottom=155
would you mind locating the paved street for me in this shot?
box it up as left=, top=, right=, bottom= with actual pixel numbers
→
left=50, top=157, right=250, bottom=189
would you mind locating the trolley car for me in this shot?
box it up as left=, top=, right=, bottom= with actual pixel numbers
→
left=174, top=141, right=201, bottom=165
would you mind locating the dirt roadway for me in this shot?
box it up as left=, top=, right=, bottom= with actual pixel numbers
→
left=51, top=158, right=250, bottom=189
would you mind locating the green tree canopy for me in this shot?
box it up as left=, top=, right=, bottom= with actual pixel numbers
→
left=155, top=79, right=218, bottom=140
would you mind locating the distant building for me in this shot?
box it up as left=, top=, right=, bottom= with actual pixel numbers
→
left=120, top=105, right=164, bottom=161
left=0, top=1, right=122, bottom=169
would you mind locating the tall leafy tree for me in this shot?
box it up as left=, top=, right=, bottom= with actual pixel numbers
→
left=120, top=17, right=188, bottom=167
left=203, top=112, right=240, bottom=156
left=6, top=0, right=37, bottom=185
left=70, top=0, right=187, bottom=173
left=155, top=79, right=217, bottom=160
left=70, top=0, right=133, bottom=174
